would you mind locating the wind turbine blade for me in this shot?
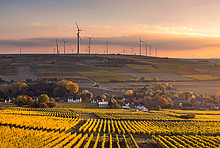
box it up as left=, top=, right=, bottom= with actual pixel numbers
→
left=75, top=21, right=80, bottom=30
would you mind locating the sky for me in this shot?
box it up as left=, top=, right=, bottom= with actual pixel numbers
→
left=0, top=0, right=220, bottom=58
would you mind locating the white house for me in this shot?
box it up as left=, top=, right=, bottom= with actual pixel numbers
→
left=68, top=98, right=82, bottom=103
left=98, top=101, right=108, bottom=108
left=136, top=106, right=148, bottom=112
left=122, top=103, right=130, bottom=109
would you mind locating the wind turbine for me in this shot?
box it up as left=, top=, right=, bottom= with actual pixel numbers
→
left=131, top=47, right=134, bottom=55
left=139, top=36, right=144, bottom=56
left=75, top=21, right=82, bottom=54
left=56, top=38, right=59, bottom=55
left=145, top=43, right=148, bottom=56
left=149, top=45, right=152, bottom=56
left=155, top=48, right=158, bottom=57
left=20, top=48, right=21, bottom=55
left=53, top=48, right=56, bottom=54
left=106, top=40, right=110, bottom=54
left=88, top=37, right=92, bottom=55
left=62, top=39, right=67, bottom=55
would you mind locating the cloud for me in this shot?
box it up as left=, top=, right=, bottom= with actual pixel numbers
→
left=0, top=32, right=220, bottom=51
left=27, top=22, right=47, bottom=27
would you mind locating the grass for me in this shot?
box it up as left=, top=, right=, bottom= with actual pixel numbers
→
left=38, top=72, right=86, bottom=79
left=78, top=70, right=135, bottom=82
left=182, top=75, right=218, bottom=80
left=126, top=64, right=157, bottom=72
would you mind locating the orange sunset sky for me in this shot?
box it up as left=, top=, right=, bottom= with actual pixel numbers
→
left=0, top=0, right=220, bottom=58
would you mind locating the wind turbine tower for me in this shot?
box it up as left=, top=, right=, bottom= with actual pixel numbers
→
left=156, top=48, right=158, bottom=57
left=149, top=45, right=151, bottom=56
left=106, top=40, right=110, bottom=54
left=53, top=48, right=56, bottom=54
left=75, top=21, right=82, bottom=54
left=56, top=39, right=59, bottom=55
left=139, top=37, right=144, bottom=56
left=20, top=48, right=21, bottom=54
left=131, top=48, right=133, bottom=55
left=88, top=37, right=92, bottom=55
left=145, top=44, right=148, bottom=56
left=62, top=39, right=67, bottom=55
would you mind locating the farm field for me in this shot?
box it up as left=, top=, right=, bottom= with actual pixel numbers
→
left=1, top=54, right=220, bottom=83
left=0, top=104, right=220, bottom=147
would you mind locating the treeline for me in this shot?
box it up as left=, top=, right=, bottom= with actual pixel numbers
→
left=14, top=94, right=57, bottom=108
left=0, top=79, right=80, bottom=99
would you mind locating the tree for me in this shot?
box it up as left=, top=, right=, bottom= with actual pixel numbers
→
left=38, top=94, right=50, bottom=104
left=47, top=101, right=57, bottom=108
left=125, top=90, right=133, bottom=96
left=53, top=86, right=67, bottom=97
left=39, top=102, right=47, bottom=108
left=27, top=96, right=34, bottom=107
left=117, top=100, right=125, bottom=106
left=153, top=77, right=159, bottom=81
left=161, top=85, right=166, bottom=94
left=81, top=90, right=93, bottom=101
left=65, top=81, right=79, bottom=95
left=216, top=91, right=220, bottom=98
left=14, top=95, right=28, bottom=106
left=157, top=105, right=161, bottom=111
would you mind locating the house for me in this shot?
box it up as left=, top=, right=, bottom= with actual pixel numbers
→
left=122, top=103, right=130, bottom=109
left=68, top=98, right=82, bottom=103
left=98, top=101, right=108, bottom=108
left=136, top=106, right=148, bottom=112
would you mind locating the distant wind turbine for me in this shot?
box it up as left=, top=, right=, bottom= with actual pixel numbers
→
left=139, top=36, right=144, bottom=56
left=56, top=39, right=59, bottom=55
left=155, top=48, right=158, bottom=57
left=145, top=43, right=148, bottom=56
left=149, top=45, right=152, bottom=56
left=75, top=21, right=82, bottom=54
left=131, top=48, right=134, bottom=55
left=106, top=40, right=110, bottom=54
left=20, top=48, right=21, bottom=54
left=62, top=39, right=67, bottom=55
left=53, top=48, right=56, bottom=54
left=88, top=37, right=92, bottom=55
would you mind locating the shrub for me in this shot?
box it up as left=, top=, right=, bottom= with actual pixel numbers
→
left=180, top=113, right=196, bottom=119
left=47, top=101, right=57, bottom=108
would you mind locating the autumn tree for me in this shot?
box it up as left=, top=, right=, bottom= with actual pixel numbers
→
left=65, top=81, right=79, bottom=95
left=47, top=101, right=57, bottom=108
left=216, top=91, right=220, bottom=98
left=39, top=102, right=47, bottom=108
left=14, top=95, right=28, bottom=107
left=125, top=90, right=134, bottom=96
left=38, top=94, right=50, bottom=104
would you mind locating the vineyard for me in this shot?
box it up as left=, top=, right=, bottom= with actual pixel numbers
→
left=0, top=106, right=220, bottom=147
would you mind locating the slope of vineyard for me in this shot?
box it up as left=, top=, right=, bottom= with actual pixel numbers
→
left=0, top=107, right=220, bottom=147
